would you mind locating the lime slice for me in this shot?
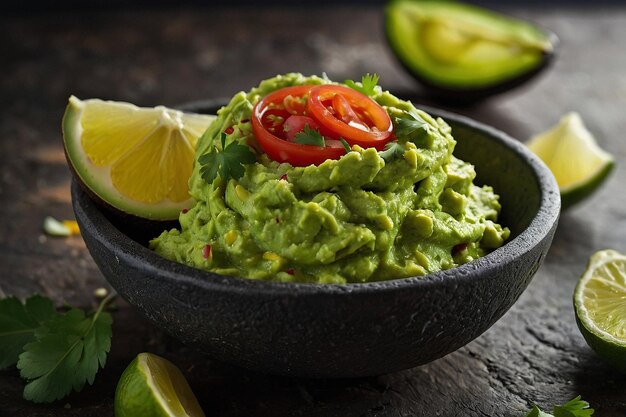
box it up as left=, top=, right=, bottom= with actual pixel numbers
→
left=574, top=250, right=626, bottom=372
left=526, top=112, right=614, bottom=210
left=114, top=353, right=206, bottom=417
left=63, top=96, right=215, bottom=220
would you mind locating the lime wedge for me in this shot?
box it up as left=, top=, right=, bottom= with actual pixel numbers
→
left=63, top=96, right=215, bottom=220
left=526, top=112, right=614, bottom=210
left=114, top=353, right=206, bottom=417
left=574, top=250, right=626, bottom=372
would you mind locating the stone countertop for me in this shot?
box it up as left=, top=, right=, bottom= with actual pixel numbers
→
left=1, top=4, right=625, bottom=416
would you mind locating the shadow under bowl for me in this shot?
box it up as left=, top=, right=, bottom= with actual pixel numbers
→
left=72, top=103, right=560, bottom=378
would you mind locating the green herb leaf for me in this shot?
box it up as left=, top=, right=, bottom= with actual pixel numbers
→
left=525, top=405, right=554, bottom=417
left=200, top=133, right=257, bottom=184
left=339, top=137, right=351, bottom=153
left=0, top=295, right=57, bottom=369
left=395, top=111, right=432, bottom=146
left=345, top=73, right=380, bottom=97
left=294, top=124, right=325, bottom=147
left=17, top=295, right=113, bottom=403
left=523, top=396, right=594, bottom=417
left=379, top=141, right=405, bottom=162
left=553, top=396, right=594, bottom=417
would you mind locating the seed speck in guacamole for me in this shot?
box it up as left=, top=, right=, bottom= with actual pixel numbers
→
left=150, top=73, right=510, bottom=284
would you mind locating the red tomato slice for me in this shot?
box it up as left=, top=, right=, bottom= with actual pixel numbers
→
left=307, top=84, right=392, bottom=150
left=282, top=115, right=320, bottom=142
left=252, top=86, right=345, bottom=167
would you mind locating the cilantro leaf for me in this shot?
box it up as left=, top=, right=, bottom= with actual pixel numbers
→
left=524, top=396, right=594, bottom=417
left=294, top=124, right=325, bottom=147
left=525, top=405, right=555, bottom=417
left=0, top=295, right=56, bottom=369
left=17, top=296, right=113, bottom=403
left=345, top=73, right=380, bottom=97
left=379, top=141, right=405, bottom=162
left=339, top=137, right=351, bottom=153
left=553, top=396, right=594, bottom=417
left=395, top=111, right=432, bottom=147
left=200, top=133, right=257, bottom=184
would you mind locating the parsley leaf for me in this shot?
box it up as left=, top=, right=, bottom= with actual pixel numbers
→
left=200, top=133, right=257, bottom=184
left=16, top=294, right=114, bottom=403
left=524, top=396, right=594, bottom=417
left=395, top=111, right=432, bottom=147
left=294, top=124, right=325, bottom=147
left=345, top=73, right=380, bottom=97
left=379, top=141, right=405, bottom=162
left=0, top=295, right=56, bottom=369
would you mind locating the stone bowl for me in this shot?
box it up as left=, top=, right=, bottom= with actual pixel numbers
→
left=72, top=102, right=560, bottom=378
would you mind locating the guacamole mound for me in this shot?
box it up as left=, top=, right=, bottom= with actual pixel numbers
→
left=150, top=73, right=510, bottom=284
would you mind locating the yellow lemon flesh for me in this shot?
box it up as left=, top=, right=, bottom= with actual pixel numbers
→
left=526, top=112, right=614, bottom=210
left=574, top=250, right=626, bottom=372
left=114, top=353, right=206, bottom=417
left=63, top=96, right=215, bottom=220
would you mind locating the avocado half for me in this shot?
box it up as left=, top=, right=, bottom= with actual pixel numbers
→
left=385, top=0, right=558, bottom=103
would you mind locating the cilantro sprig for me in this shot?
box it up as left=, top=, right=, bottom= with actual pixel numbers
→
left=199, top=133, right=257, bottom=184
left=0, top=293, right=115, bottom=403
left=379, top=141, right=405, bottom=162
left=394, top=111, right=431, bottom=145
left=525, top=395, right=594, bottom=417
left=294, top=124, right=325, bottom=147
left=345, top=73, right=380, bottom=97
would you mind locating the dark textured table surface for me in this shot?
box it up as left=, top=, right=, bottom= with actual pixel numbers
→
left=1, top=4, right=625, bottom=417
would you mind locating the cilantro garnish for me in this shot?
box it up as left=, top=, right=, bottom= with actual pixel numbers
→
left=339, top=137, right=351, bottom=153
left=0, top=295, right=56, bottom=369
left=395, top=111, right=431, bottom=145
left=525, top=395, right=594, bottom=417
left=294, top=124, right=325, bottom=147
left=0, top=293, right=115, bottom=403
left=345, top=73, right=380, bottom=97
left=379, top=141, right=405, bottom=162
left=199, top=132, right=257, bottom=184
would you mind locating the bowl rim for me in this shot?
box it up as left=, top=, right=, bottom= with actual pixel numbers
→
left=74, top=102, right=560, bottom=297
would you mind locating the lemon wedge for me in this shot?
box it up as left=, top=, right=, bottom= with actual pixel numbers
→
left=526, top=112, right=614, bottom=210
left=63, top=96, right=215, bottom=220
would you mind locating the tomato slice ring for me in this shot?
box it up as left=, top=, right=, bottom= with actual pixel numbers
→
left=306, top=84, right=392, bottom=150
left=252, top=85, right=345, bottom=167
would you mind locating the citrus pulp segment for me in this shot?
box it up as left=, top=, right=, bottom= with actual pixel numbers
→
left=526, top=112, right=614, bottom=210
left=63, top=96, right=215, bottom=220
left=574, top=249, right=626, bottom=372
left=114, top=353, right=205, bottom=417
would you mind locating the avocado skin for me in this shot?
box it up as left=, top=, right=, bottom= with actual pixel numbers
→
left=384, top=2, right=559, bottom=104
left=389, top=43, right=557, bottom=105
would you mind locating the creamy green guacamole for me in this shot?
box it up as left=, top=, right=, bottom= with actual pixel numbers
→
left=150, top=73, right=510, bottom=284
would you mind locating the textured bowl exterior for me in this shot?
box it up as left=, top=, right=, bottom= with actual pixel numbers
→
left=72, top=105, right=560, bottom=378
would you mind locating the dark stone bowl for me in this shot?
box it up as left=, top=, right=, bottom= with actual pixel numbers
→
left=72, top=103, right=560, bottom=378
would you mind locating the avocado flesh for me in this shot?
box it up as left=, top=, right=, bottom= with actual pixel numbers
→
left=386, top=0, right=554, bottom=89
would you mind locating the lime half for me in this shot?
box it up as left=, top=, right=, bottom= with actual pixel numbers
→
left=574, top=250, right=626, bottom=372
left=115, top=353, right=206, bottom=417
left=526, top=112, right=614, bottom=210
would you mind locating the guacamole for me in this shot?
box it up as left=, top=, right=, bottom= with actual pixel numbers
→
left=150, top=73, right=510, bottom=284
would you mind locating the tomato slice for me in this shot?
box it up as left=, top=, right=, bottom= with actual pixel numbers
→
left=252, top=84, right=394, bottom=166
left=252, top=85, right=345, bottom=167
left=306, top=84, right=392, bottom=150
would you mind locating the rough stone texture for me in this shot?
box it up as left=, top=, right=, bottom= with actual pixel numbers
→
left=1, top=4, right=625, bottom=416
